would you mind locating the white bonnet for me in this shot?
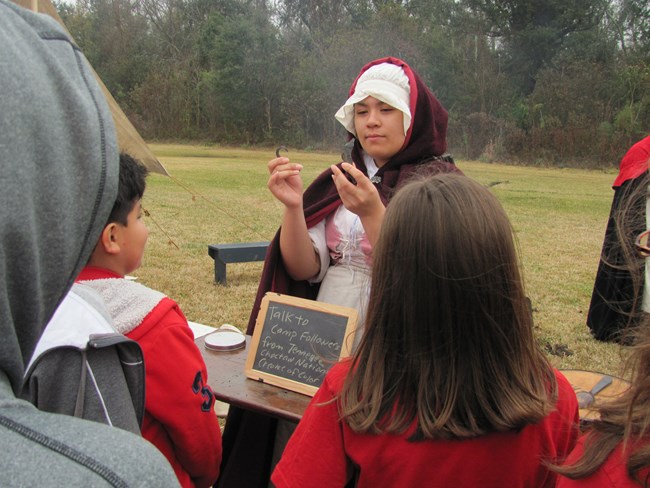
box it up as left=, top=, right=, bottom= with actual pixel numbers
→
left=335, top=62, right=411, bottom=137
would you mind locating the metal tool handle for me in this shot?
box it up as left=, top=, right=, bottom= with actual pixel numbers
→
left=590, top=375, right=613, bottom=396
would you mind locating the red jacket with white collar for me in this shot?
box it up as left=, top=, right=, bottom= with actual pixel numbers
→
left=78, top=266, right=222, bottom=488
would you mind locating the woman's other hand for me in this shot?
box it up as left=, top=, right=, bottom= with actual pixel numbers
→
left=331, top=163, right=383, bottom=218
left=331, top=162, right=386, bottom=245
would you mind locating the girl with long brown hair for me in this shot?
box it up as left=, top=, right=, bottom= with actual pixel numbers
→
left=272, top=173, right=579, bottom=487
left=556, top=168, right=650, bottom=487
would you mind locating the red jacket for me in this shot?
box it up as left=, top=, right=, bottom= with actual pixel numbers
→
left=273, top=362, right=579, bottom=488
left=78, top=267, right=222, bottom=488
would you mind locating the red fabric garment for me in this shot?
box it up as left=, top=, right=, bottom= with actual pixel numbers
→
left=246, top=56, right=460, bottom=333
left=77, top=267, right=222, bottom=488
left=612, top=135, right=650, bottom=188
left=556, top=437, right=650, bottom=487
left=272, top=362, right=579, bottom=488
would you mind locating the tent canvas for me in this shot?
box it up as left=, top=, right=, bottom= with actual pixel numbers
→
left=12, top=0, right=169, bottom=176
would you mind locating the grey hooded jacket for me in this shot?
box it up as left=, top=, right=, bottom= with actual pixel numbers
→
left=0, top=1, right=179, bottom=486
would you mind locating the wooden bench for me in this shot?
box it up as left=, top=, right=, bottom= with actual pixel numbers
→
left=208, top=242, right=270, bottom=285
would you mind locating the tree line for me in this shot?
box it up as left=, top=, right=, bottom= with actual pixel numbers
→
left=57, top=0, right=650, bottom=167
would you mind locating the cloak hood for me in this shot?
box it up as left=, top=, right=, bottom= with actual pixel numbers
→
left=345, top=56, right=448, bottom=161
left=0, top=0, right=119, bottom=394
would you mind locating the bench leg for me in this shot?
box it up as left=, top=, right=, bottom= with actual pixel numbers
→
left=215, top=259, right=227, bottom=285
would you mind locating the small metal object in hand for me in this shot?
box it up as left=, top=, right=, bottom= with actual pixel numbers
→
left=275, top=145, right=288, bottom=158
left=342, top=167, right=357, bottom=185
left=577, top=375, right=613, bottom=408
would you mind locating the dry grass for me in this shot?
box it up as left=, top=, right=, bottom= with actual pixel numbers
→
left=136, top=143, right=627, bottom=378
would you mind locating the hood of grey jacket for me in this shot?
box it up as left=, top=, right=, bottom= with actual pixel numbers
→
left=0, top=0, right=118, bottom=394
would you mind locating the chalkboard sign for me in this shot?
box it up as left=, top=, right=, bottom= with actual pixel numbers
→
left=245, top=293, right=358, bottom=396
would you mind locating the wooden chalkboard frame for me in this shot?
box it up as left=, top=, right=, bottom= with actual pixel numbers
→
left=245, top=293, right=358, bottom=396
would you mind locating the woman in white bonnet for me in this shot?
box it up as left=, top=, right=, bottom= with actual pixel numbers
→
left=217, top=57, right=461, bottom=488
left=250, top=57, right=461, bottom=346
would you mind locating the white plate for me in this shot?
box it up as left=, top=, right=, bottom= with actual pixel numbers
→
left=204, top=329, right=245, bottom=352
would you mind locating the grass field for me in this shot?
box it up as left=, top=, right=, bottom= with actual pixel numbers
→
left=136, top=143, right=628, bottom=377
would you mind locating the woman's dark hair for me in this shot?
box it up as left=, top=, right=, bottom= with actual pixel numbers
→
left=339, top=173, right=556, bottom=440
left=107, top=153, right=148, bottom=226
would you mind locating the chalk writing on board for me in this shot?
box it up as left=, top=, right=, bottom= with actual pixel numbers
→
left=246, top=293, right=357, bottom=396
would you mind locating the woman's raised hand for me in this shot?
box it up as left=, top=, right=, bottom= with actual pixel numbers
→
left=268, top=156, right=304, bottom=209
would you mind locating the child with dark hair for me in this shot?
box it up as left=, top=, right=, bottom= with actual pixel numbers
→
left=76, top=153, right=222, bottom=488
left=272, top=173, right=579, bottom=487
left=107, top=152, right=148, bottom=225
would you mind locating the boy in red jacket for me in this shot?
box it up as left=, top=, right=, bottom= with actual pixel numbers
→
left=77, top=153, right=222, bottom=488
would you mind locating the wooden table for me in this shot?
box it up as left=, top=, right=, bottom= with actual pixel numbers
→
left=198, top=334, right=311, bottom=423
left=560, top=369, right=631, bottom=424
left=196, top=331, right=630, bottom=427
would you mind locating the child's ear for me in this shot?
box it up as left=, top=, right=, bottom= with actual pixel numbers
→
left=100, top=223, right=121, bottom=255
